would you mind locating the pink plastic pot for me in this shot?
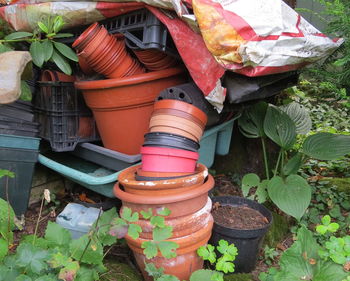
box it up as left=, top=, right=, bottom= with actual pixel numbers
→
left=140, top=146, right=199, bottom=173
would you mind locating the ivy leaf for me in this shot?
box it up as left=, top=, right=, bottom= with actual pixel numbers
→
left=53, top=41, right=78, bottom=62
left=51, top=49, right=72, bottom=75
left=0, top=239, right=8, bottom=262
left=45, top=221, right=72, bottom=248
left=140, top=209, right=153, bottom=219
left=30, top=41, right=45, bottom=68
left=41, top=40, right=53, bottom=62
left=153, top=226, right=173, bottom=242
left=142, top=241, right=158, bottom=259
left=156, top=207, right=171, bottom=217
left=69, top=235, right=103, bottom=265
left=127, top=224, right=142, bottom=240
left=121, top=207, right=139, bottom=223
left=150, top=216, right=165, bottom=228
left=158, top=241, right=178, bottom=259
left=37, top=22, right=49, bottom=34
left=241, top=173, right=260, bottom=197
left=5, top=32, right=33, bottom=40
left=16, top=243, right=48, bottom=274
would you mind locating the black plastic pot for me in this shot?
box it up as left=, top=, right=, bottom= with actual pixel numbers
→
left=143, top=132, right=199, bottom=152
left=210, top=196, right=272, bottom=273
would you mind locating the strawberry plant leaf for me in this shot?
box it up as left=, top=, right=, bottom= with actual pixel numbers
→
left=15, top=243, right=49, bottom=274
left=157, top=207, right=171, bottom=217
left=45, top=221, right=72, bottom=248
left=158, top=241, right=178, bottom=259
left=5, top=32, right=33, bottom=40
left=142, top=241, right=158, bottom=259
left=150, top=216, right=165, bottom=228
left=128, top=224, right=142, bottom=240
left=69, top=235, right=103, bottom=265
left=30, top=41, right=45, bottom=67
left=153, top=226, right=173, bottom=242
left=140, top=209, right=153, bottom=220
left=53, top=41, right=78, bottom=62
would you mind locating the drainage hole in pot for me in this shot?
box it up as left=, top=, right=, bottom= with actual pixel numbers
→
left=169, top=89, right=174, bottom=93
left=212, top=203, right=269, bottom=230
left=179, top=92, right=185, bottom=99
left=157, top=97, right=163, bottom=100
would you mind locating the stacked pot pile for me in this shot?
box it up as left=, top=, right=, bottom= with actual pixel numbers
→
left=114, top=100, right=215, bottom=280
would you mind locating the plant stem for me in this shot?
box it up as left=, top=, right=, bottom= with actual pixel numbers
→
left=281, top=151, right=285, bottom=177
left=261, top=138, right=270, bottom=180
left=33, top=197, right=44, bottom=245
left=0, top=38, right=39, bottom=43
left=5, top=176, right=10, bottom=248
left=102, top=245, right=114, bottom=259
left=274, top=150, right=282, bottom=176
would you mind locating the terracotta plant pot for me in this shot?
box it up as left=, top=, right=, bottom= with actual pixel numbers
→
left=40, top=70, right=75, bottom=82
left=126, top=217, right=214, bottom=281
left=140, top=146, right=199, bottom=173
left=118, top=163, right=207, bottom=196
left=72, top=22, right=100, bottom=50
left=135, top=168, right=194, bottom=181
left=132, top=49, right=178, bottom=71
left=152, top=108, right=205, bottom=129
left=75, top=68, right=186, bottom=155
left=114, top=174, right=214, bottom=218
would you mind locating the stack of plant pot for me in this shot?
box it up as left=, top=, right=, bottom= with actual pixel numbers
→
left=74, top=23, right=186, bottom=155
left=114, top=99, right=215, bottom=280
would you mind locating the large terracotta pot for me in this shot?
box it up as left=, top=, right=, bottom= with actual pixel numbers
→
left=114, top=174, right=214, bottom=218
left=117, top=163, right=208, bottom=197
left=75, top=68, right=186, bottom=155
left=126, top=217, right=214, bottom=281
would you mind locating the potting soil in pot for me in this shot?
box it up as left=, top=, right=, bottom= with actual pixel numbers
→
left=212, top=203, right=269, bottom=229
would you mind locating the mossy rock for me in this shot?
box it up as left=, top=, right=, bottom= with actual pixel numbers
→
left=264, top=212, right=290, bottom=247
left=324, top=177, right=350, bottom=194
left=224, top=273, right=253, bottom=281
left=101, top=259, right=142, bottom=281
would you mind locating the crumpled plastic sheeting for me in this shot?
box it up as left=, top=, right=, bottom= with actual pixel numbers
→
left=193, top=0, right=343, bottom=76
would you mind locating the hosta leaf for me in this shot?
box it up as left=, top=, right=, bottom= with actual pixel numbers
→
left=142, top=241, right=158, bottom=259
left=53, top=41, right=78, bottom=62
left=302, top=133, right=350, bottom=160
left=238, top=101, right=268, bottom=138
left=29, top=41, right=45, bottom=67
left=282, top=153, right=303, bottom=176
left=42, top=40, right=53, bottom=62
left=69, top=235, right=103, bottom=265
left=280, top=102, right=312, bottom=135
left=45, top=221, right=72, bottom=248
left=158, top=241, right=178, bottom=259
left=264, top=105, right=296, bottom=150
left=267, top=175, right=311, bottom=220
left=5, top=32, right=33, bottom=40
left=51, top=49, right=72, bottom=75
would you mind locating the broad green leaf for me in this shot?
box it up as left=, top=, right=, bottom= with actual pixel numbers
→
left=127, top=224, right=142, bottom=240
left=58, top=260, right=80, bottom=281
left=37, top=22, right=49, bottom=34
left=302, top=133, right=350, bottom=160
left=52, top=33, right=74, bottom=38
left=94, top=208, right=117, bottom=246
left=51, top=49, right=72, bottom=75
left=0, top=198, right=16, bottom=242
left=41, top=40, right=53, bottom=62
left=267, top=175, right=311, bottom=220
left=238, top=101, right=268, bottom=138
left=4, top=32, right=33, bottom=40
left=241, top=173, right=260, bottom=197
left=158, top=241, right=178, bottom=259
left=0, top=170, right=15, bottom=178
left=75, top=266, right=99, bottom=281
left=34, top=275, right=58, bottom=281
left=158, top=275, right=180, bottom=281
left=328, top=223, right=339, bottom=233
left=150, top=216, right=165, bottom=228
left=316, top=225, right=328, bottom=235
left=280, top=102, right=312, bottom=135
left=29, top=41, right=45, bottom=67
left=20, top=235, right=48, bottom=249
left=256, top=179, right=268, bottom=203
left=20, top=81, right=32, bottom=102
left=121, top=207, right=139, bottom=223
left=0, top=43, right=13, bottom=53
left=153, top=226, right=172, bottom=242
left=45, top=221, right=71, bottom=248
left=53, top=16, right=64, bottom=33
left=53, top=41, right=78, bottom=62
left=69, top=235, right=103, bottom=265
left=15, top=275, right=32, bottom=281
left=264, top=105, right=296, bottom=150
left=156, top=207, right=171, bottom=217
left=283, top=153, right=303, bottom=176
left=142, top=241, right=158, bottom=259
left=0, top=239, right=8, bottom=262
left=190, top=269, right=222, bottom=281
left=16, top=243, right=48, bottom=274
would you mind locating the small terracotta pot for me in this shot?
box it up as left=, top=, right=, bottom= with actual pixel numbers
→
left=78, top=55, right=95, bottom=75
left=154, top=100, right=207, bottom=127
left=152, top=108, right=205, bottom=129
left=149, top=126, right=198, bottom=142
left=140, top=146, right=199, bottom=173
left=73, top=22, right=100, bottom=51
left=75, top=68, right=186, bottom=154
left=126, top=217, right=213, bottom=281
left=40, top=70, right=75, bottom=82
left=114, top=174, right=214, bottom=218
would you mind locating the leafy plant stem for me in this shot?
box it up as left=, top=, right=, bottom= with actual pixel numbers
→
left=261, top=137, right=270, bottom=180
left=33, top=196, right=45, bottom=245
left=102, top=245, right=114, bottom=259
left=274, top=150, right=283, bottom=176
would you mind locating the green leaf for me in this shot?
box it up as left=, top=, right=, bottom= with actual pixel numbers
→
left=37, top=22, right=49, bottom=34
left=121, top=207, right=139, bottom=223
left=94, top=208, right=117, bottom=246
left=316, top=225, right=328, bottom=235
left=158, top=241, right=178, bottom=259
left=158, top=275, right=180, bottom=281
left=15, top=275, right=32, bottom=281
left=52, top=33, right=74, bottom=39
left=109, top=218, right=128, bottom=239
left=0, top=239, right=8, bottom=262
left=144, top=262, right=164, bottom=279
left=217, top=240, right=229, bottom=255
left=140, top=209, right=153, bottom=219
left=21, top=235, right=48, bottom=249
left=283, top=153, right=303, bottom=176
left=69, top=235, right=103, bottom=265
left=156, top=207, right=171, bottom=217
left=321, top=215, right=331, bottom=226
left=53, top=41, right=78, bottom=62
left=302, top=133, right=350, bottom=160
left=75, top=266, right=99, bottom=281
left=29, top=41, right=45, bottom=68
left=16, top=243, right=48, bottom=274
left=241, top=173, right=260, bottom=197
left=215, top=256, right=235, bottom=273
left=41, top=40, right=53, bottom=62
left=4, top=32, right=33, bottom=40
left=328, top=223, right=339, bottom=233
left=20, top=81, right=32, bottom=102
left=0, top=43, right=13, bottom=53
left=0, top=169, right=15, bottom=178
left=153, top=226, right=173, bottom=242
left=190, top=269, right=222, bottom=281
left=0, top=198, right=16, bottom=243
left=58, top=260, right=80, bottom=281
left=280, top=102, right=312, bottom=135
left=238, top=101, right=268, bottom=138
left=51, top=49, right=72, bottom=75
left=142, top=241, right=158, bottom=259
left=197, top=245, right=216, bottom=264
left=45, top=221, right=72, bottom=248
left=264, top=105, right=296, bottom=150
left=267, top=175, right=311, bottom=220
left=127, top=224, right=142, bottom=240
left=34, top=275, right=60, bottom=281
left=150, top=216, right=165, bottom=228
left=53, top=16, right=64, bottom=33
left=256, top=179, right=268, bottom=203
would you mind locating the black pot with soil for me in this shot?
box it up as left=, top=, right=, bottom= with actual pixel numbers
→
left=210, top=196, right=272, bottom=273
